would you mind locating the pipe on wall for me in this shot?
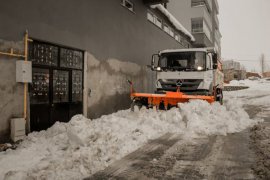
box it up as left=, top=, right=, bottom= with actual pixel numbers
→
left=0, top=31, right=32, bottom=121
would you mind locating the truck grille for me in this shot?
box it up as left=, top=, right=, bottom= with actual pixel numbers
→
left=158, top=79, right=203, bottom=92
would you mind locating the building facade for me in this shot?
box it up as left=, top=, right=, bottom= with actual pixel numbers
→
left=167, top=0, right=222, bottom=57
left=0, top=0, right=194, bottom=140
left=222, top=60, right=246, bottom=82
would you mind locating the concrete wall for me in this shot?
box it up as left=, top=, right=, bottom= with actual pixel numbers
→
left=0, top=0, right=189, bottom=137
left=0, top=40, right=24, bottom=142
left=85, top=53, right=152, bottom=118
left=0, top=0, right=185, bottom=65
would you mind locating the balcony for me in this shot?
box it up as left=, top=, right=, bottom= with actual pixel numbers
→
left=192, top=33, right=213, bottom=47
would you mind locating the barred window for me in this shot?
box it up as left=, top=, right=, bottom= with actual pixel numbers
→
left=121, top=0, right=134, bottom=12
left=191, top=19, right=203, bottom=33
left=191, top=0, right=205, bottom=7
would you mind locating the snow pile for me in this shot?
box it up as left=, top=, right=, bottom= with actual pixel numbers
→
left=0, top=99, right=259, bottom=180
left=225, top=79, right=270, bottom=106
left=179, top=100, right=260, bottom=137
left=151, top=4, right=195, bottom=41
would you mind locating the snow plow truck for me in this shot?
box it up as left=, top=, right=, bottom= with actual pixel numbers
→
left=129, top=48, right=224, bottom=110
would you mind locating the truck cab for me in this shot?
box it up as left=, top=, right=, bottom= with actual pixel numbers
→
left=151, top=48, right=224, bottom=97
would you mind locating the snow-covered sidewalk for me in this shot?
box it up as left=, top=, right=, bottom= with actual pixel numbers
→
left=0, top=79, right=266, bottom=180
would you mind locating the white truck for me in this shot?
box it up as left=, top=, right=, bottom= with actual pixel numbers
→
left=150, top=48, right=224, bottom=103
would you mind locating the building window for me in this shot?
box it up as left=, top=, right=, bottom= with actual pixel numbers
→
left=163, top=24, right=169, bottom=34
left=175, top=34, right=180, bottom=42
left=169, top=28, right=174, bottom=37
left=191, top=19, right=203, bottom=33
left=146, top=11, right=190, bottom=46
left=192, top=19, right=211, bottom=41
left=147, top=12, right=162, bottom=29
left=155, top=17, right=162, bottom=28
left=147, top=12, right=154, bottom=22
left=121, top=0, right=134, bottom=12
left=191, top=0, right=205, bottom=7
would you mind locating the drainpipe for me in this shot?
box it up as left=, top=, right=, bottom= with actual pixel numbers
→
left=23, top=31, right=28, bottom=120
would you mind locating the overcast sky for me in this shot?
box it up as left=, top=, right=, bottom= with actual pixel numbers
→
left=219, top=0, right=270, bottom=72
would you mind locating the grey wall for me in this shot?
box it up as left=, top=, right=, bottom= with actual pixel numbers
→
left=0, top=40, right=24, bottom=142
left=85, top=52, right=151, bottom=118
left=0, top=0, right=189, bottom=137
left=0, top=0, right=185, bottom=65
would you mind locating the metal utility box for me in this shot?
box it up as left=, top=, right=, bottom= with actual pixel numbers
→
left=16, top=60, right=32, bottom=83
left=10, top=118, right=26, bottom=142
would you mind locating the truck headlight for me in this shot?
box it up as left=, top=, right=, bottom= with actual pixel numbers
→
left=197, top=66, right=203, bottom=71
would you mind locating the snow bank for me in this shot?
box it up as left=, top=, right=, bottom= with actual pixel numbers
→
left=151, top=4, right=195, bottom=42
left=0, top=99, right=259, bottom=180
left=179, top=99, right=260, bottom=137
left=225, top=79, right=270, bottom=106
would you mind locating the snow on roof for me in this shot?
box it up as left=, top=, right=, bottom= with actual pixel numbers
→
left=151, top=4, right=195, bottom=42
left=159, top=48, right=208, bottom=54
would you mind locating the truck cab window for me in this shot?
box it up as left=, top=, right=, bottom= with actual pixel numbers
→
left=159, top=56, right=167, bottom=68
left=159, top=52, right=206, bottom=71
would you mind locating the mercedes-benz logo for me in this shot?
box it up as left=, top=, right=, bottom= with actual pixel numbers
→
left=176, top=80, right=183, bottom=87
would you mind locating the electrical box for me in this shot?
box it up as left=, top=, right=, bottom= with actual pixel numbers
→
left=16, top=60, right=32, bottom=83
left=10, top=118, right=25, bottom=142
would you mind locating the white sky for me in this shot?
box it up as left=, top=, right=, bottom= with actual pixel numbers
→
left=219, top=0, right=270, bottom=72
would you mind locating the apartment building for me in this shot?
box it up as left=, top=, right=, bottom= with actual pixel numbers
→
left=222, top=60, right=246, bottom=82
left=0, top=0, right=194, bottom=139
left=167, top=0, right=222, bottom=57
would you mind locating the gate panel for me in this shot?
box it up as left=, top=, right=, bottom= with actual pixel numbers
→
left=29, top=68, right=51, bottom=131
left=29, top=40, right=84, bottom=132
left=52, top=70, right=69, bottom=103
left=51, top=70, right=70, bottom=123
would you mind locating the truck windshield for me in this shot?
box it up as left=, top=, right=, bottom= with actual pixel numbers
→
left=159, top=52, right=206, bottom=71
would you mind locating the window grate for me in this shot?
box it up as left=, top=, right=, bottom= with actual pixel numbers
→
left=122, top=0, right=134, bottom=12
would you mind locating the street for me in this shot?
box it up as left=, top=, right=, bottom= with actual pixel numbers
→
left=89, top=82, right=270, bottom=180
left=0, top=80, right=269, bottom=180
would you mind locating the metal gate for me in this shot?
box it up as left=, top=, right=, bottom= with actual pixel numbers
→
left=29, top=41, right=84, bottom=131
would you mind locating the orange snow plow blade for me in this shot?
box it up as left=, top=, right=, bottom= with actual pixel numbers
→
left=128, top=80, right=215, bottom=109
left=131, top=91, right=215, bottom=108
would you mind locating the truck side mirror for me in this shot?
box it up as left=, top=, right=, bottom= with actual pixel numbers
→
left=150, top=54, right=159, bottom=71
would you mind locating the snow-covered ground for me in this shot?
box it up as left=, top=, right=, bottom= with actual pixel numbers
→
left=225, top=79, right=270, bottom=107
left=0, top=79, right=268, bottom=180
